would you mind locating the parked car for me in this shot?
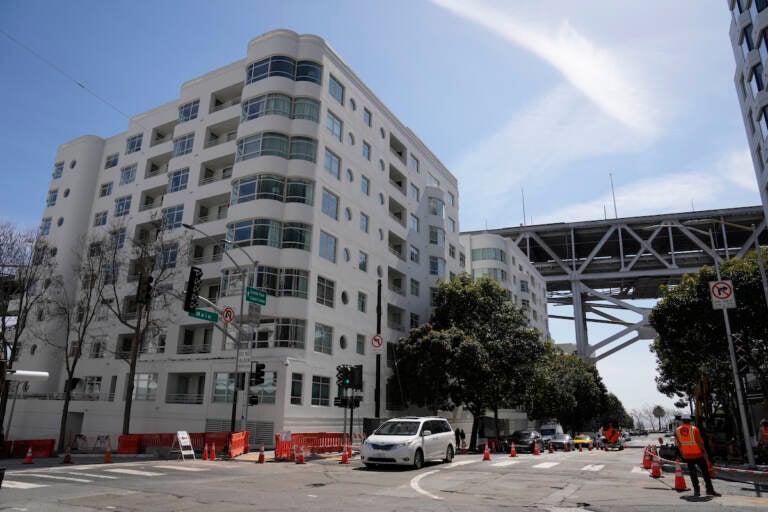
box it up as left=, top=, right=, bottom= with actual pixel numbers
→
left=621, top=431, right=632, bottom=442
left=360, top=416, right=455, bottom=469
left=539, top=422, right=564, bottom=447
left=504, top=430, right=544, bottom=453
left=573, top=434, right=594, bottom=450
left=549, top=433, right=575, bottom=451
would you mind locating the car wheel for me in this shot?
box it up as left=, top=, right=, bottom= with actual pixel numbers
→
left=413, top=449, right=424, bottom=469
left=443, top=445, right=454, bottom=463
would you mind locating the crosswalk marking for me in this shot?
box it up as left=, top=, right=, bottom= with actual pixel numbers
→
left=491, top=460, right=520, bottom=467
left=631, top=466, right=647, bottom=474
left=153, top=465, right=209, bottom=472
left=15, top=473, right=93, bottom=483
left=533, top=462, right=560, bottom=469
left=580, top=464, right=604, bottom=472
left=2, top=480, right=48, bottom=489
left=64, top=471, right=119, bottom=479
left=104, top=468, right=165, bottom=477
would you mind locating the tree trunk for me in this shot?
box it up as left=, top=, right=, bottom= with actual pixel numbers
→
left=0, top=382, right=10, bottom=438
left=58, top=392, right=72, bottom=453
left=469, top=414, right=480, bottom=452
left=122, top=305, right=143, bottom=435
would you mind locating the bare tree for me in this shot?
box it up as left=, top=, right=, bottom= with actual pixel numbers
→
left=641, top=404, right=658, bottom=431
left=0, top=221, right=57, bottom=439
left=98, top=218, right=185, bottom=435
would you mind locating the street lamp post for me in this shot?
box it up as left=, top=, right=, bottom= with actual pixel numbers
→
left=182, top=223, right=255, bottom=433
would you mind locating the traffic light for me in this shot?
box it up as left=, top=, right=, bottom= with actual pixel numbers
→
left=183, top=266, right=203, bottom=312
left=250, top=362, right=265, bottom=386
left=351, top=365, right=363, bottom=391
left=136, top=274, right=153, bottom=304
left=336, top=365, right=351, bottom=388
left=733, top=337, right=750, bottom=376
left=236, top=373, right=245, bottom=390
left=248, top=394, right=260, bottom=406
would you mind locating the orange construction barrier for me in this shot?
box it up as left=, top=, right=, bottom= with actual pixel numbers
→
left=482, top=445, right=491, bottom=461
left=23, top=447, right=33, bottom=464
left=509, top=441, right=517, bottom=457
left=674, top=458, right=688, bottom=491
left=642, top=446, right=653, bottom=469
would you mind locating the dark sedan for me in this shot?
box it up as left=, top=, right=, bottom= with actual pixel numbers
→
left=504, top=430, right=544, bottom=453
left=549, top=433, right=575, bottom=451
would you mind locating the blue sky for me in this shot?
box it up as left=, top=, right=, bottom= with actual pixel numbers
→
left=0, top=1, right=760, bottom=415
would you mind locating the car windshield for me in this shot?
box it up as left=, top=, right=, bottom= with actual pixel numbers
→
left=512, top=431, right=533, bottom=441
left=375, top=421, right=420, bottom=436
left=540, top=429, right=555, bottom=436
left=553, top=434, right=568, bottom=441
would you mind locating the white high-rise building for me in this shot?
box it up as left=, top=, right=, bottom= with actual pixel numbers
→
left=728, top=0, right=768, bottom=221
left=13, top=30, right=465, bottom=444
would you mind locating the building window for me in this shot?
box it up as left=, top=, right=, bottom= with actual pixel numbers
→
left=324, top=148, right=341, bottom=179
left=289, top=136, right=318, bottom=162
left=173, top=133, right=195, bottom=157
left=449, top=244, right=456, bottom=258
left=359, top=212, right=369, bottom=233
left=46, top=189, right=58, bottom=207
left=99, top=182, right=113, bottom=197
left=105, top=153, right=119, bottom=169
left=447, top=191, right=455, bottom=206
left=94, top=211, right=107, bottom=226
left=52, top=161, right=64, bottom=179
left=316, top=276, right=335, bottom=307
left=409, top=154, right=419, bottom=173
left=114, top=196, right=132, bottom=217
left=363, top=108, right=372, bottom=126
left=447, top=217, right=456, bottom=232
left=356, top=334, right=365, bottom=355
left=429, top=256, right=446, bottom=277
left=362, top=141, right=371, bottom=160
left=162, top=205, right=184, bottom=230
left=321, top=189, right=339, bottom=220
left=410, top=214, right=419, bottom=232
left=133, top=373, right=158, bottom=401
left=227, top=219, right=311, bottom=251
left=297, top=60, right=324, bottom=84
left=471, top=247, right=507, bottom=262
left=126, top=134, right=143, bottom=154
left=246, top=56, right=322, bottom=85
left=427, top=172, right=439, bottom=186
left=290, top=373, right=303, bottom=405
left=429, top=226, right=445, bottom=246
left=237, top=132, right=317, bottom=162
left=40, top=216, right=52, bottom=235
left=326, top=111, right=343, bottom=141
left=311, top=376, right=331, bottom=406
left=231, top=174, right=314, bottom=206
left=293, top=97, right=321, bottom=122
left=410, top=278, right=420, bottom=296
left=161, top=242, right=179, bottom=269
left=357, top=291, right=367, bottom=312
left=213, top=373, right=237, bottom=403
left=242, top=94, right=320, bottom=123
left=90, top=337, right=106, bottom=358
left=742, top=24, right=755, bottom=61
left=751, top=63, right=765, bottom=98
left=409, top=245, right=420, bottom=263
left=751, top=0, right=768, bottom=19
left=329, top=74, right=344, bottom=104
left=409, top=183, right=419, bottom=201
left=521, top=280, right=529, bottom=292
left=314, top=323, right=333, bottom=354
left=361, top=175, right=370, bottom=195
left=358, top=250, right=368, bottom=272
left=428, top=197, right=444, bottom=217
left=410, top=313, right=420, bottom=329
left=167, top=168, right=189, bottom=193
left=459, top=252, right=466, bottom=268
left=111, top=227, right=126, bottom=249
left=178, top=99, right=200, bottom=122
left=119, top=164, right=137, bottom=185
left=319, top=231, right=337, bottom=262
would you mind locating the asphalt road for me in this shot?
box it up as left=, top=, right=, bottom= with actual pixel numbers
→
left=1, top=440, right=766, bottom=511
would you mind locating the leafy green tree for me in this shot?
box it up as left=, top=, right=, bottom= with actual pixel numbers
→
left=652, top=405, right=666, bottom=431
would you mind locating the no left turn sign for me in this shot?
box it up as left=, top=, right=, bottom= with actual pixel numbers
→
left=371, top=334, right=383, bottom=349
left=222, top=305, right=236, bottom=323
left=709, top=280, right=736, bottom=310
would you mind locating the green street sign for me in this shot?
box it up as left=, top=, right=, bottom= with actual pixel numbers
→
left=246, top=287, right=267, bottom=306
left=189, top=309, right=219, bottom=322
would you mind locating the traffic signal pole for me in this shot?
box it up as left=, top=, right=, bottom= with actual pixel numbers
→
left=375, top=279, right=381, bottom=418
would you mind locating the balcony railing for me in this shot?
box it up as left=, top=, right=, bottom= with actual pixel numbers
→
left=190, top=253, right=224, bottom=265
left=145, top=163, right=169, bottom=179
left=165, top=393, right=204, bottom=404
left=9, top=391, right=116, bottom=402
left=177, top=343, right=212, bottom=355
left=205, top=131, right=238, bottom=149
left=211, top=97, right=241, bottom=113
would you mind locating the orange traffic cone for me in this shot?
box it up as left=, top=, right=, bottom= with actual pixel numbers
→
left=103, top=444, right=112, bottom=464
left=210, top=442, right=216, bottom=460
left=509, top=441, right=517, bottom=457
left=23, top=447, right=33, bottom=464
left=642, top=446, right=652, bottom=469
left=61, top=446, right=73, bottom=464
left=339, top=444, right=349, bottom=464
left=674, top=458, right=688, bottom=491
left=650, top=454, right=662, bottom=478
left=296, top=446, right=305, bottom=464
left=347, top=443, right=353, bottom=460
left=578, top=444, right=582, bottom=453
left=482, top=445, right=491, bottom=461
left=548, top=441, right=554, bottom=454
left=564, top=442, right=570, bottom=452
left=257, top=443, right=265, bottom=464
left=533, top=443, right=540, bottom=456
left=202, top=443, right=209, bottom=461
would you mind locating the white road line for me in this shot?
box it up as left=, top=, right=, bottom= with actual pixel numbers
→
left=532, top=462, right=560, bottom=469
left=491, top=460, right=521, bottom=467
left=2, top=480, right=48, bottom=489
left=64, top=471, right=118, bottom=479
left=15, top=473, right=93, bottom=483
left=104, top=468, right=165, bottom=476
left=447, top=459, right=478, bottom=468
left=631, top=466, right=647, bottom=474
left=410, top=469, right=442, bottom=500
left=153, top=465, right=208, bottom=472
left=580, top=464, right=604, bottom=472
left=542, top=483, right=580, bottom=505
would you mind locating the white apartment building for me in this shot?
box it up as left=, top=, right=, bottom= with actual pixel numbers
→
left=459, top=233, right=550, bottom=338
left=12, top=30, right=465, bottom=445
left=728, top=0, right=768, bottom=221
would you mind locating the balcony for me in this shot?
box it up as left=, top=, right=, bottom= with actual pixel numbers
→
left=205, top=117, right=239, bottom=149
left=389, top=165, right=407, bottom=196
left=199, top=155, right=235, bottom=186
left=165, top=393, right=204, bottom=404
left=166, top=372, right=205, bottom=405
left=388, top=231, right=406, bottom=261
left=194, top=193, right=230, bottom=224
left=177, top=343, right=212, bottom=354
left=151, top=120, right=177, bottom=147
left=388, top=197, right=406, bottom=227
left=389, top=133, right=407, bottom=165
left=145, top=152, right=172, bottom=179
left=388, top=267, right=406, bottom=296
left=210, top=83, right=243, bottom=114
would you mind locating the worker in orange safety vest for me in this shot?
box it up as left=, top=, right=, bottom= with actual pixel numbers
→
left=674, top=413, right=720, bottom=497
left=759, top=419, right=768, bottom=446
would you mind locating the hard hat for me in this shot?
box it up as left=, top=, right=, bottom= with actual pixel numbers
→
left=681, top=413, right=691, bottom=420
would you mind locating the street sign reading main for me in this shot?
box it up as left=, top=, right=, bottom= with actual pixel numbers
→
left=188, top=309, right=219, bottom=322
left=246, top=287, right=267, bottom=306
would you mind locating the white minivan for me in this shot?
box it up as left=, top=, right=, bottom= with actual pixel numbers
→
left=360, top=416, right=456, bottom=469
left=539, top=422, right=564, bottom=446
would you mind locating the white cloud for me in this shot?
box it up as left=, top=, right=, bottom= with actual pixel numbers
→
left=719, top=148, right=759, bottom=192
left=431, top=0, right=659, bottom=137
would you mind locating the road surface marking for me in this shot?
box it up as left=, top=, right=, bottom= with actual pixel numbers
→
left=104, top=468, right=165, bottom=476
left=2, top=480, right=48, bottom=489
left=491, top=460, right=521, bottom=467
left=410, top=469, right=442, bottom=500
left=64, top=472, right=118, bottom=479
left=533, top=462, right=560, bottom=469
left=15, top=473, right=93, bottom=483
left=153, top=465, right=208, bottom=472
left=447, top=460, right=478, bottom=468
left=631, top=466, right=647, bottom=474
left=542, top=483, right=580, bottom=505
left=580, top=464, right=604, bottom=472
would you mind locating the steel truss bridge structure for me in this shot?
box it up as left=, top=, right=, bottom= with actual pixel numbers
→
left=467, top=206, right=767, bottom=361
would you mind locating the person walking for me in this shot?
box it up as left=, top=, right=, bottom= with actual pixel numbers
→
left=675, top=413, right=720, bottom=497
left=460, top=428, right=466, bottom=451
left=455, top=427, right=461, bottom=448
